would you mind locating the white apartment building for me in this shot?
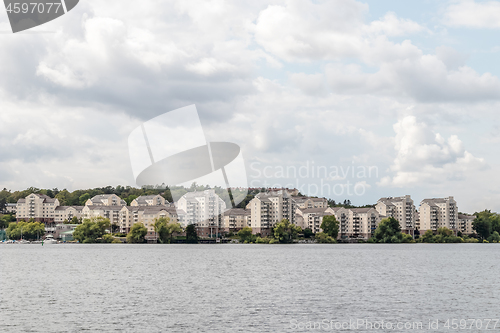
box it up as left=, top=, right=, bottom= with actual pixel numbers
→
left=332, top=207, right=381, bottom=240
left=419, top=197, right=458, bottom=234
left=54, top=206, right=84, bottom=223
left=223, top=208, right=251, bottom=232
left=458, top=214, right=475, bottom=235
left=176, top=189, right=226, bottom=229
left=16, top=193, right=60, bottom=223
left=375, top=195, right=415, bottom=235
left=85, top=194, right=126, bottom=206
left=296, top=207, right=335, bottom=233
left=131, top=195, right=168, bottom=206
left=246, top=190, right=296, bottom=235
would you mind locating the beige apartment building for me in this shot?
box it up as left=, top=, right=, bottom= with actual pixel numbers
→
left=246, top=190, right=296, bottom=235
left=119, top=205, right=179, bottom=239
left=332, top=207, right=380, bottom=240
left=293, top=197, right=328, bottom=210
left=223, top=208, right=251, bottom=232
left=85, top=194, right=126, bottom=206
left=54, top=206, right=84, bottom=223
left=82, top=205, right=123, bottom=226
left=16, top=193, right=60, bottom=223
left=458, top=214, right=475, bottom=235
left=296, top=207, right=335, bottom=233
left=375, top=195, right=415, bottom=235
left=131, top=195, right=168, bottom=206
left=419, top=197, right=458, bottom=234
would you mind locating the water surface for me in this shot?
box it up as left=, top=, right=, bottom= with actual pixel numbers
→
left=1, top=244, right=499, bottom=332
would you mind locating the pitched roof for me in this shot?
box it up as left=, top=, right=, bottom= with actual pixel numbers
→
left=55, top=206, right=84, bottom=211
left=350, top=208, right=374, bottom=213
left=224, top=208, right=250, bottom=216
left=299, top=207, right=332, bottom=215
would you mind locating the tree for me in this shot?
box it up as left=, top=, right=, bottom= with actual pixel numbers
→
left=488, top=231, right=500, bottom=243
left=473, top=211, right=493, bottom=241
left=185, top=224, right=198, bottom=244
left=6, top=221, right=45, bottom=241
left=303, top=228, right=314, bottom=238
left=273, top=219, right=301, bottom=244
left=320, top=215, right=339, bottom=239
left=153, top=217, right=182, bottom=243
left=71, top=216, right=79, bottom=224
left=78, top=193, right=91, bottom=206
left=315, top=232, right=336, bottom=243
left=370, top=217, right=413, bottom=243
left=0, top=198, right=6, bottom=213
left=418, top=227, right=463, bottom=243
left=0, top=214, right=15, bottom=229
left=125, top=195, right=138, bottom=206
left=237, top=226, right=255, bottom=243
left=419, top=230, right=435, bottom=243
left=127, top=223, right=148, bottom=243
left=73, top=217, right=111, bottom=243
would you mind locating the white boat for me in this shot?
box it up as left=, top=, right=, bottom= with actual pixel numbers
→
left=43, top=235, right=58, bottom=244
left=17, top=239, right=30, bottom=244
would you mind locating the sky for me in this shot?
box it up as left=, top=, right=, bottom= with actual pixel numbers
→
left=1, top=0, right=500, bottom=213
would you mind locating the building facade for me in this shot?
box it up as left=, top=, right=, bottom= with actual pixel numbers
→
left=131, top=195, right=168, bottom=206
left=332, top=207, right=381, bottom=240
left=223, top=208, right=251, bottom=232
left=85, top=194, right=126, bottom=206
left=293, top=197, right=328, bottom=210
left=296, top=207, right=335, bottom=233
left=16, top=193, right=60, bottom=223
left=175, top=190, right=226, bottom=237
left=458, top=214, right=475, bottom=235
left=375, top=195, right=415, bottom=235
left=419, top=197, right=458, bottom=234
left=54, top=206, right=84, bottom=223
left=246, top=190, right=296, bottom=235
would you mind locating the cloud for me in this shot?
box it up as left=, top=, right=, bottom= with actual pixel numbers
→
left=325, top=51, right=500, bottom=102
left=379, top=116, right=486, bottom=187
left=254, top=0, right=426, bottom=63
left=444, top=0, right=500, bottom=28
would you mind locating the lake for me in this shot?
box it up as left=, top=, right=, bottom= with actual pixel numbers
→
left=1, top=244, right=499, bottom=332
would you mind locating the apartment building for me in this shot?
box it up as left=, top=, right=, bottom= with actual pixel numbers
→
left=54, top=206, right=84, bottom=223
left=332, top=207, right=380, bottom=240
left=419, top=197, right=458, bottom=234
left=5, top=203, right=17, bottom=214
left=293, top=197, right=328, bottom=210
left=223, top=208, right=251, bottom=232
left=118, top=205, right=179, bottom=240
left=268, top=188, right=300, bottom=196
left=375, top=195, right=415, bottom=235
left=85, top=194, right=126, bottom=206
left=82, top=205, right=123, bottom=226
left=246, top=190, right=296, bottom=235
left=131, top=195, right=168, bottom=206
left=458, top=214, right=475, bottom=235
left=296, top=207, right=335, bottom=233
left=16, top=193, right=60, bottom=223
left=176, top=190, right=227, bottom=236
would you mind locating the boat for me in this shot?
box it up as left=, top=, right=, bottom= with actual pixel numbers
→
left=44, top=235, right=58, bottom=244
